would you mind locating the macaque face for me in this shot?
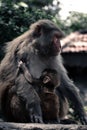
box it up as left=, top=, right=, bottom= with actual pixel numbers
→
left=41, top=69, right=60, bottom=88
left=31, top=20, right=63, bottom=57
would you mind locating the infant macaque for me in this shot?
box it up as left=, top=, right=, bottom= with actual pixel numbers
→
left=39, top=69, right=60, bottom=123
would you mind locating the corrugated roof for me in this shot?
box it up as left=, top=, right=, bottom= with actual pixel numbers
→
left=61, top=31, right=87, bottom=53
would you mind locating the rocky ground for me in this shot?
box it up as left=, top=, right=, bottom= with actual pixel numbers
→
left=0, top=122, right=87, bottom=130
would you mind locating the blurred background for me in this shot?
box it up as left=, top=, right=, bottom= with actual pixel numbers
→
left=0, top=0, right=87, bottom=107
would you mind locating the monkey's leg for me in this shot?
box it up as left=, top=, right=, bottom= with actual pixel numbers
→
left=10, top=94, right=43, bottom=123
left=56, top=88, right=69, bottom=119
left=1, top=87, right=29, bottom=122
left=9, top=94, right=29, bottom=122
left=4, top=85, right=43, bottom=123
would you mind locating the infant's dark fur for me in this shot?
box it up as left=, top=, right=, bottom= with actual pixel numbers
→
left=38, top=69, right=61, bottom=123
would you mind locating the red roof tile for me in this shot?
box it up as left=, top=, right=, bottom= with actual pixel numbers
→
left=61, top=32, right=87, bottom=53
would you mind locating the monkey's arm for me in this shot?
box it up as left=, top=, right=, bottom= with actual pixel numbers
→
left=18, top=61, right=33, bottom=83
left=56, top=55, right=87, bottom=124
left=17, top=61, right=43, bottom=123
left=60, top=69, right=87, bottom=125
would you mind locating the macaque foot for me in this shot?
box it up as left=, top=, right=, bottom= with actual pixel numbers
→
left=44, top=119, right=60, bottom=124
left=80, top=115, right=87, bottom=125
left=30, top=114, right=43, bottom=123
left=60, top=119, right=78, bottom=124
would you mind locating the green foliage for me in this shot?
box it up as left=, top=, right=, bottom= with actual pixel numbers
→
left=0, top=0, right=55, bottom=60
left=0, top=1, right=53, bottom=45
left=54, top=12, right=87, bottom=35
left=65, top=12, right=87, bottom=34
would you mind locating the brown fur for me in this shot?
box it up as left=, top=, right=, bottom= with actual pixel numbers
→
left=39, top=69, right=60, bottom=123
left=40, top=92, right=59, bottom=123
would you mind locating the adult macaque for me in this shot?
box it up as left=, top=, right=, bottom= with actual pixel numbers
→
left=0, top=19, right=87, bottom=124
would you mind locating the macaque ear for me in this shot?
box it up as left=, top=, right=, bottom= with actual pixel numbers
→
left=33, top=25, right=42, bottom=37
left=43, top=76, right=51, bottom=84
